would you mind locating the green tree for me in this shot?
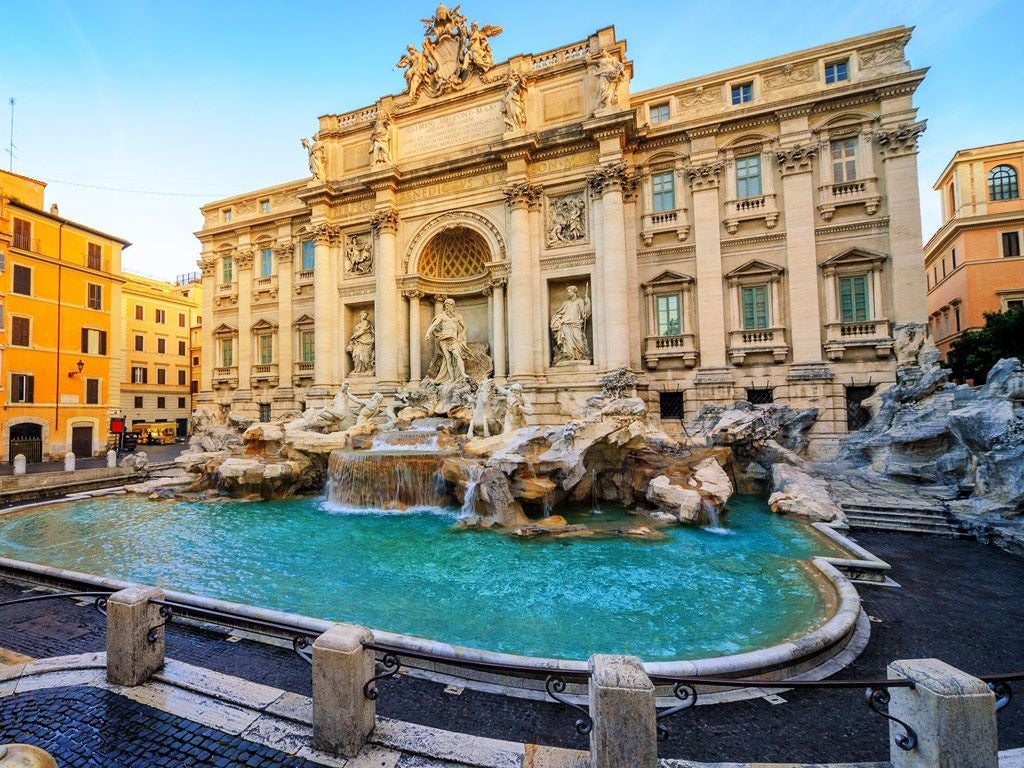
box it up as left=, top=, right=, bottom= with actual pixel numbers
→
left=947, top=307, right=1024, bottom=383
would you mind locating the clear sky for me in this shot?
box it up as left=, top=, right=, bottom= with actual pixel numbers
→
left=1, top=0, right=1019, bottom=280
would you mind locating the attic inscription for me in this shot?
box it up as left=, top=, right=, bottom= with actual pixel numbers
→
left=400, top=101, right=504, bottom=157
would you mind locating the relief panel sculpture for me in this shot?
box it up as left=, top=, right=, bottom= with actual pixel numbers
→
left=546, top=192, right=587, bottom=246
left=345, top=233, right=374, bottom=275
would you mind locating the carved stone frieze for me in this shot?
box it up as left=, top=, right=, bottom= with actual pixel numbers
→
left=764, top=63, right=816, bottom=90
left=871, top=121, right=927, bottom=158
left=502, top=182, right=542, bottom=208
left=370, top=208, right=399, bottom=234
left=684, top=161, right=724, bottom=190
left=776, top=143, right=819, bottom=174
left=859, top=34, right=911, bottom=69
left=679, top=85, right=721, bottom=109
left=545, top=192, right=587, bottom=246
left=345, top=233, right=374, bottom=275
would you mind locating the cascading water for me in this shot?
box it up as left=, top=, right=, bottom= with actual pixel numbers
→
left=702, top=498, right=731, bottom=535
left=460, top=463, right=485, bottom=518
left=326, top=438, right=450, bottom=510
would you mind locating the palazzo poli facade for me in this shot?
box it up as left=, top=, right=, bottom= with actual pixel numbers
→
left=197, top=9, right=928, bottom=454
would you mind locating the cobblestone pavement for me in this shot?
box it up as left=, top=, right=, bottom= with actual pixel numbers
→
left=0, top=443, right=186, bottom=476
left=1, top=531, right=1022, bottom=763
left=0, top=685, right=325, bottom=767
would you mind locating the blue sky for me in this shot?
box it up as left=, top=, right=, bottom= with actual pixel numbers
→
left=1, top=0, right=1019, bottom=279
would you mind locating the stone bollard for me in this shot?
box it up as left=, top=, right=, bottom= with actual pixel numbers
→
left=106, top=585, right=165, bottom=687
left=107, top=450, right=117, bottom=468
left=312, top=623, right=376, bottom=757
left=12, top=455, right=26, bottom=476
left=64, top=452, right=75, bottom=472
left=887, top=659, right=998, bottom=768
left=589, top=655, right=657, bottom=768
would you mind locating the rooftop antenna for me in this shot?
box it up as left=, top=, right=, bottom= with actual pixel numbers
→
left=6, top=97, right=15, bottom=172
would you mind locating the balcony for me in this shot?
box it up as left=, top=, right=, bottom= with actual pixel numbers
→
left=640, top=207, right=690, bottom=246
left=252, top=275, right=278, bottom=301
left=251, top=363, right=279, bottom=386
left=724, top=193, right=779, bottom=234
left=727, top=327, right=789, bottom=365
left=293, top=360, right=315, bottom=385
left=212, top=366, right=238, bottom=389
left=824, top=318, right=893, bottom=361
left=643, top=333, right=698, bottom=369
left=817, top=177, right=881, bottom=221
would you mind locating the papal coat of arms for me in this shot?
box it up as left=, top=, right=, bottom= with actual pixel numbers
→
left=397, top=4, right=503, bottom=101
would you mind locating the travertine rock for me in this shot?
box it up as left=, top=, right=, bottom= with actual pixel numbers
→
left=692, top=456, right=732, bottom=505
left=769, top=464, right=846, bottom=523
left=645, top=475, right=704, bottom=524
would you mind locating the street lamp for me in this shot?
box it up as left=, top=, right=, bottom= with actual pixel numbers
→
left=68, top=359, right=84, bottom=378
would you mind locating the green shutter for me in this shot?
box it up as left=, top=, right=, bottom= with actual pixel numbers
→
left=742, top=285, right=768, bottom=329
left=839, top=275, right=869, bottom=322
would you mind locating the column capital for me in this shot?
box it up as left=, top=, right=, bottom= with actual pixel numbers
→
left=502, top=181, right=542, bottom=209
left=370, top=207, right=399, bottom=234
left=402, top=288, right=423, bottom=300
left=870, top=120, right=927, bottom=159
left=684, top=160, right=724, bottom=190
left=235, top=247, right=254, bottom=269
left=776, top=143, right=819, bottom=175
left=586, top=161, right=634, bottom=196
left=274, top=242, right=294, bottom=263
left=312, top=223, right=341, bottom=245
left=198, top=257, right=217, bottom=277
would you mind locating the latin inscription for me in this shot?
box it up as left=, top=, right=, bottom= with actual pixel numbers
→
left=397, top=171, right=505, bottom=204
left=400, top=101, right=504, bottom=158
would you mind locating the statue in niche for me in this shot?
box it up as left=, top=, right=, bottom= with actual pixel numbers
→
left=369, top=113, right=393, bottom=167
left=424, top=298, right=471, bottom=383
left=497, top=382, right=532, bottom=433
left=397, top=45, right=430, bottom=99
left=550, top=284, right=592, bottom=364
left=345, top=234, right=373, bottom=274
left=594, top=49, right=625, bottom=111
left=502, top=72, right=527, bottom=132
left=300, top=137, right=326, bottom=182
left=347, top=311, right=376, bottom=375
left=547, top=194, right=586, bottom=245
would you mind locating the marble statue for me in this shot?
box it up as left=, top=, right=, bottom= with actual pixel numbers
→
left=397, top=44, right=430, bottom=99
left=460, top=20, right=502, bottom=76
left=547, top=193, right=586, bottom=244
left=594, top=49, right=625, bottom=111
left=370, top=114, right=393, bottom=166
left=550, top=285, right=592, bottom=364
left=355, top=392, right=386, bottom=427
left=300, top=137, right=326, bottom=182
left=400, top=5, right=502, bottom=98
left=502, top=72, right=527, bottom=132
left=345, top=234, right=373, bottom=274
left=288, top=383, right=357, bottom=433
left=347, top=312, right=376, bottom=374
left=497, top=383, right=532, bottom=433
left=424, top=298, right=471, bottom=383
left=466, top=378, right=498, bottom=439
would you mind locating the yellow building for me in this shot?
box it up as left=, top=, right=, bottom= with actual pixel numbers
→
left=0, top=169, right=128, bottom=461
left=121, top=272, right=202, bottom=438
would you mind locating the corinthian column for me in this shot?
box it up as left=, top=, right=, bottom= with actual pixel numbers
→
left=235, top=247, right=254, bottom=393
left=404, top=289, right=423, bottom=383
left=587, top=162, right=633, bottom=370
left=685, top=160, right=727, bottom=368
left=275, top=242, right=294, bottom=395
left=491, top=278, right=507, bottom=379
left=503, top=182, right=540, bottom=381
left=311, top=224, right=337, bottom=393
left=198, top=254, right=216, bottom=395
left=371, top=207, right=400, bottom=388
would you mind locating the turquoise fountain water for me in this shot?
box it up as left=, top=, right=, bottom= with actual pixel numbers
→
left=0, top=494, right=839, bottom=661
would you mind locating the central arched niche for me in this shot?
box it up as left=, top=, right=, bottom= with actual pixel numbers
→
left=417, top=226, right=489, bottom=280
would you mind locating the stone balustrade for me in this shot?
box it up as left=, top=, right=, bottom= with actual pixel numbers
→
left=727, top=326, right=789, bottom=364
left=250, top=363, right=279, bottom=386
left=640, top=207, right=690, bottom=245
left=642, top=333, right=698, bottom=369
left=817, top=176, right=881, bottom=220
left=824, top=317, right=894, bottom=360
left=724, top=192, right=779, bottom=233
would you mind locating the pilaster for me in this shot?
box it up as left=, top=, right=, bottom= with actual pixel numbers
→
left=199, top=255, right=216, bottom=396
left=686, top=159, right=727, bottom=369
left=235, top=247, right=254, bottom=396
left=371, top=206, right=401, bottom=389
left=503, top=182, right=541, bottom=381
left=275, top=241, right=295, bottom=400
left=311, top=224, right=340, bottom=402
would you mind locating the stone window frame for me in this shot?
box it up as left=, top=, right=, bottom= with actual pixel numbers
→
left=722, top=134, right=778, bottom=233
left=250, top=318, right=278, bottom=367
left=724, top=259, right=789, bottom=365
left=212, top=324, right=238, bottom=370
left=997, top=289, right=1024, bottom=313
left=649, top=101, right=671, bottom=124
left=821, top=248, right=894, bottom=360
left=729, top=79, right=754, bottom=105
left=999, top=228, right=1022, bottom=259
left=638, top=153, right=689, bottom=245
left=813, top=115, right=881, bottom=221
left=824, top=57, right=850, bottom=85
left=641, top=270, right=698, bottom=370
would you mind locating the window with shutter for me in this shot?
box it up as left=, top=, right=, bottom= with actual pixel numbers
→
left=86, top=378, right=100, bottom=404
left=87, top=243, right=102, bottom=270
left=135, top=304, right=143, bottom=320
left=741, top=285, right=769, bottom=329
left=11, top=316, right=29, bottom=347
left=11, top=374, right=34, bottom=403
left=178, top=370, right=186, bottom=385
left=838, top=275, right=870, bottom=322
left=157, top=338, right=166, bottom=354
left=157, top=368, right=166, bottom=385
left=87, top=283, right=102, bottom=309
left=13, top=219, right=31, bottom=250
left=12, top=265, right=31, bottom=295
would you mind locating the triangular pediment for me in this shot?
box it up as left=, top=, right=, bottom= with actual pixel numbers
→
left=251, top=318, right=279, bottom=331
left=822, top=248, right=887, bottom=267
left=293, top=314, right=316, bottom=327
left=725, top=259, right=784, bottom=278
left=645, top=270, right=694, bottom=287
left=212, top=323, right=237, bottom=337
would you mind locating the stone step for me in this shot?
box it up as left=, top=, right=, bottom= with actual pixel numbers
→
left=842, top=503, right=950, bottom=517
left=846, top=513, right=961, bottom=532
left=842, top=506, right=953, bottom=522
left=845, top=519, right=973, bottom=538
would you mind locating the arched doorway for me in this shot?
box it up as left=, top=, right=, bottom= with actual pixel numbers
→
left=10, top=423, right=43, bottom=464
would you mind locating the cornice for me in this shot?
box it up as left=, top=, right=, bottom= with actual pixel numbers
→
left=815, top=217, right=891, bottom=237
left=924, top=212, right=1024, bottom=255
left=721, top=232, right=788, bottom=250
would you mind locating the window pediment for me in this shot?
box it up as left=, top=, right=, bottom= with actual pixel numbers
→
left=251, top=318, right=279, bottom=332
left=822, top=248, right=887, bottom=270
left=725, top=259, right=784, bottom=280
left=293, top=314, right=316, bottom=328
left=212, top=323, right=237, bottom=338
left=643, top=270, right=694, bottom=289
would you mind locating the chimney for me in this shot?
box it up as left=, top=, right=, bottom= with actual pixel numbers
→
left=49, top=203, right=59, bottom=216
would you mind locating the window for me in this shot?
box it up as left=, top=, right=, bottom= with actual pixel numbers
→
left=656, top=294, right=681, bottom=336
left=824, top=59, right=849, bottom=84
left=954, top=306, right=961, bottom=332
left=157, top=396, right=166, bottom=409
left=131, top=366, right=147, bottom=384
left=942, top=258, right=946, bottom=278
left=651, top=171, right=675, bottom=213
left=178, top=312, right=186, bottom=327
left=259, top=403, right=272, bottom=423
left=846, top=385, right=875, bottom=431
left=933, top=266, right=938, bottom=285
left=741, top=285, right=769, bottom=329
left=301, top=240, right=315, bottom=270
left=735, top=155, right=762, bottom=198
left=192, top=356, right=199, bottom=366
left=650, top=102, right=670, bottom=123
left=178, top=397, right=186, bottom=408
left=260, top=199, right=270, bottom=214
left=1008, top=299, right=1024, bottom=312
left=157, top=368, right=167, bottom=385
left=300, top=330, right=315, bottom=362
left=134, top=334, right=144, bottom=352
left=178, top=370, right=186, bottom=385
left=832, top=138, right=857, bottom=183
left=746, top=388, right=774, bottom=405
left=81, top=328, right=108, bottom=355
left=13, top=218, right=31, bottom=250
left=11, top=373, right=34, bottom=403
left=659, top=391, right=683, bottom=420
left=944, top=311, right=950, bottom=337
left=1002, top=231, right=1021, bottom=258
left=839, top=275, right=870, bottom=322
left=988, top=165, right=1019, bottom=201
left=157, top=338, right=167, bottom=354
left=134, top=396, right=144, bottom=408
left=155, top=309, right=166, bottom=324
left=12, top=264, right=31, bottom=295
left=222, top=209, right=233, bottom=223
left=178, top=340, right=186, bottom=356
left=221, top=338, right=234, bottom=367
left=258, top=334, right=273, bottom=365
left=731, top=82, right=752, bottom=105
left=85, top=243, right=102, bottom=270
left=259, top=248, right=273, bottom=278
left=11, top=316, right=29, bottom=347
left=0, top=301, right=4, bottom=328
left=951, top=248, right=957, bottom=269
left=190, top=380, right=199, bottom=394
left=134, top=304, right=143, bottom=320
left=222, top=256, right=234, bottom=283
left=87, top=283, right=102, bottom=310
left=85, top=378, right=100, bottom=405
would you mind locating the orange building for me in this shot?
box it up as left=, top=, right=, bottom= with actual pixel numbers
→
left=0, top=169, right=128, bottom=461
left=925, top=140, right=1024, bottom=359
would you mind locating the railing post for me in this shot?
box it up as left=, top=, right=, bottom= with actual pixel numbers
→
left=888, top=659, right=998, bottom=768
left=588, top=655, right=657, bottom=768
left=106, top=586, right=165, bottom=686
left=312, top=623, right=375, bottom=758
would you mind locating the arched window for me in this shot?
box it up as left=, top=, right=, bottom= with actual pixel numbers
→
left=988, top=165, right=1019, bottom=201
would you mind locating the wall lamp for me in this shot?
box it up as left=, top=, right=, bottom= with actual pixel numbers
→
left=68, top=359, right=85, bottom=378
